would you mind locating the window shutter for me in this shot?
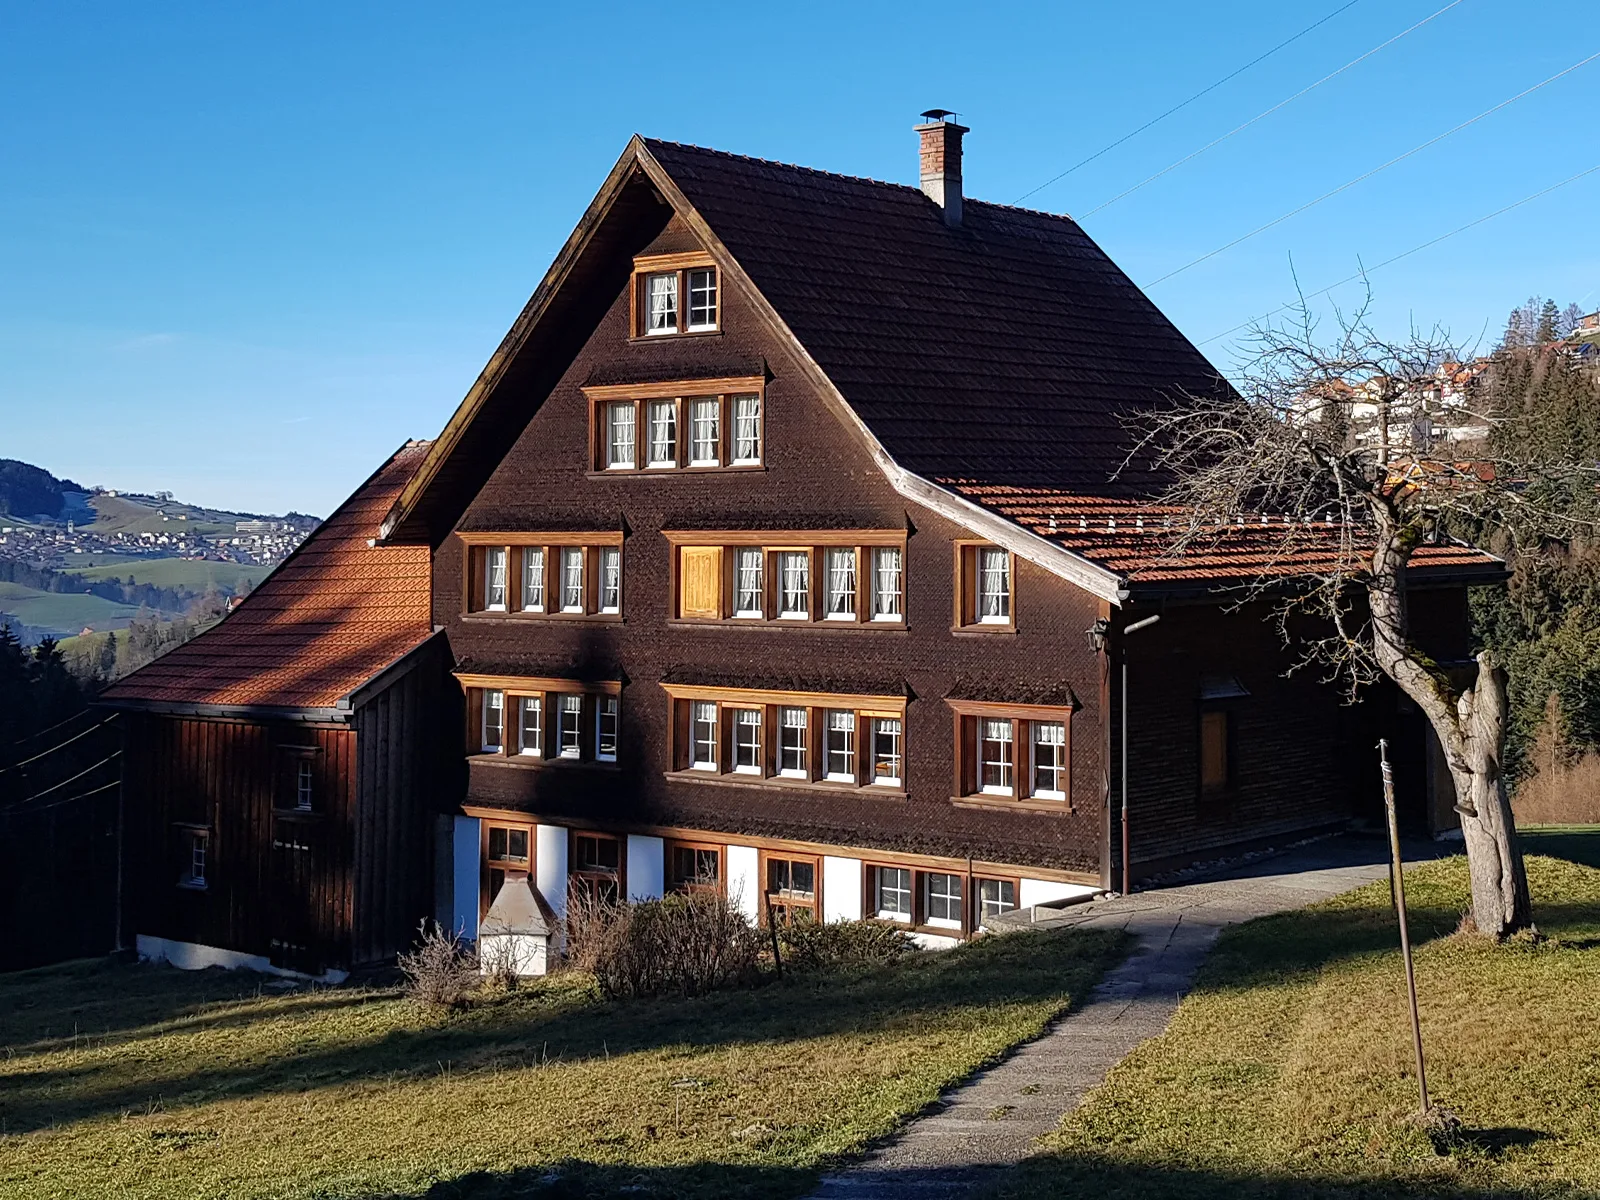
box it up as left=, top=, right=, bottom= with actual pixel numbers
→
left=1200, top=710, right=1229, bottom=790
left=467, top=548, right=486, bottom=612
left=960, top=714, right=977, bottom=795
left=679, top=547, right=723, bottom=618
left=672, top=699, right=691, bottom=771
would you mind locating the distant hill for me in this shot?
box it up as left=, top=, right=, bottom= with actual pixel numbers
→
left=0, top=460, right=85, bottom=522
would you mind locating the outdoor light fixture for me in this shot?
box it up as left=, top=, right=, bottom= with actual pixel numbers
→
left=1086, top=618, right=1110, bottom=654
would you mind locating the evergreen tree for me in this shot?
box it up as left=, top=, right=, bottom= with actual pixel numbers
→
left=1536, top=298, right=1562, bottom=344
left=98, top=630, right=118, bottom=679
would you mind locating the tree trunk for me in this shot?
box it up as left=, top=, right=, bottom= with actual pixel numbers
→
left=1367, top=534, right=1533, bottom=938
left=1449, top=654, right=1534, bottom=938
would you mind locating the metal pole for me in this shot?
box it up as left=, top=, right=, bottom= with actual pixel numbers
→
left=1119, top=613, right=1161, bottom=896
left=1378, top=737, right=1430, bottom=1115
left=1121, top=653, right=1129, bottom=896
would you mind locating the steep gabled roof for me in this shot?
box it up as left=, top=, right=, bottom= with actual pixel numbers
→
left=381, top=134, right=1497, bottom=601
left=642, top=139, right=1224, bottom=491
left=100, top=442, right=435, bottom=715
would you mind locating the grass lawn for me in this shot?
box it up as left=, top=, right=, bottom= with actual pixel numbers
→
left=0, top=926, right=1122, bottom=1200
left=0, top=580, right=143, bottom=635
left=1519, top=825, right=1600, bottom=870
left=994, top=849, right=1600, bottom=1200
left=73, top=557, right=273, bottom=594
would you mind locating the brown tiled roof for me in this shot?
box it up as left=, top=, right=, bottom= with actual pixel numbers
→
left=942, top=483, right=1503, bottom=586
left=644, top=139, right=1228, bottom=494
left=101, top=443, right=435, bottom=711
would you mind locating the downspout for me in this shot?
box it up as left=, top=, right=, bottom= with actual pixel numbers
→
left=1120, top=614, right=1162, bottom=894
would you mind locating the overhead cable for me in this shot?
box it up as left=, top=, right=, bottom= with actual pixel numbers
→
left=0, top=714, right=117, bottom=776
left=0, top=778, right=120, bottom=819
left=1197, top=161, right=1600, bottom=347
left=0, top=749, right=122, bottom=812
left=1013, top=0, right=1362, bottom=205
left=1144, top=48, right=1600, bottom=288
left=1082, top=0, right=1466, bottom=218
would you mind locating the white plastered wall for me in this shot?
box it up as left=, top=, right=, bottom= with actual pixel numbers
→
left=536, top=824, right=569, bottom=920
left=822, top=856, right=863, bottom=922
left=627, top=834, right=665, bottom=900
left=725, top=844, right=759, bottom=922
left=1020, top=878, right=1100, bottom=908
left=452, top=815, right=481, bottom=940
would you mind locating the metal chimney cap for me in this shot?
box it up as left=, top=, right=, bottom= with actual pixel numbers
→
left=920, top=108, right=957, bottom=122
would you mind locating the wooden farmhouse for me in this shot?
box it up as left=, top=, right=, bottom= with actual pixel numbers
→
left=102, top=118, right=1503, bottom=978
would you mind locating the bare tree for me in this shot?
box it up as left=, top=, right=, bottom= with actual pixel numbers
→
left=1132, top=293, right=1595, bottom=938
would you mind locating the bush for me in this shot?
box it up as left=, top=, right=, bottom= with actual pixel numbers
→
left=776, top=917, right=919, bottom=973
left=397, top=920, right=478, bottom=1010
left=564, top=891, right=763, bottom=1000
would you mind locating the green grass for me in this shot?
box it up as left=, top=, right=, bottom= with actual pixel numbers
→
left=73, top=558, right=272, bottom=593
left=994, top=854, right=1600, bottom=1200
left=0, top=926, right=1124, bottom=1199
left=0, top=580, right=144, bottom=635
left=84, top=495, right=239, bottom=538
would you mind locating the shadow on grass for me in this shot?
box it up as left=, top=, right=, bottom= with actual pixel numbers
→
left=987, top=1150, right=1565, bottom=1200
left=362, top=1160, right=814, bottom=1200
left=1519, top=826, right=1600, bottom=870
left=0, top=926, right=1126, bottom=1136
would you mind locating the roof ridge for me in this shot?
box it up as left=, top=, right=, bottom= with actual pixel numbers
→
left=642, top=137, right=1082, bottom=225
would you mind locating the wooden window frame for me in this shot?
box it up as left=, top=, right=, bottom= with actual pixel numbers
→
left=953, top=541, right=1016, bottom=633
left=665, top=838, right=725, bottom=895
left=662, top=683, right=906, bottom=794
left=175, top=823, right=210, bottom=890
left=759, top=849, right=821, bottom=926
left=629, top=253, right=720, bottom=339
left=570, top=830, right=626, bottom=907
left=948, top=699, right=1075, bottom=813
left=581, top=378, right=764, bottom=475
left=481, top=817, right=535, bottom=918
left=662, top=530, right=907, bottom=627
left=972, top=874, right=1022, bottom=930
left=459, top=532, right=624, bottom=623
left=864, top=862, right=915, bottom=925
left=460, top=675, right=623, bottom=768
left=274, top=744, right=322, bottom=813
left=863, top=862, right=979, bottom=936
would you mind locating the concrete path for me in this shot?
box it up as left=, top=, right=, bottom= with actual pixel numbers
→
left=809, top=834, right=1435, bottom=1199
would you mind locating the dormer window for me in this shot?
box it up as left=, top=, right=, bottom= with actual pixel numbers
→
left=632, top=254, right=719, bottom=338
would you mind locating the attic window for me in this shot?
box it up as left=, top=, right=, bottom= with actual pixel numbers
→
left=631, top=254, right=719, bottom=337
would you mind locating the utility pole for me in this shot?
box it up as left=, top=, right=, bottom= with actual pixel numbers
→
left=1378, top=737, right=1430, bottom=1116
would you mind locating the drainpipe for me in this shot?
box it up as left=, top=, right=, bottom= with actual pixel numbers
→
left=1120, top=614, right=1161, bottom=894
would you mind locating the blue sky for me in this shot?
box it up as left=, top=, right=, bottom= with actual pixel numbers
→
left=2, top=1, right=1596, bottom=515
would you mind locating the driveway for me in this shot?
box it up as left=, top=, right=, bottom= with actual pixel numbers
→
left=809, top=832, right=1444, bottom=1199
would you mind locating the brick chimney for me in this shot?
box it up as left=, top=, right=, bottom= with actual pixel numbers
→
left=915, top=110, right=967, bottom=227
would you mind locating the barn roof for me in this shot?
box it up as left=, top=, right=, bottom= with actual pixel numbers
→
left=99, top=442, right=435, bottom=714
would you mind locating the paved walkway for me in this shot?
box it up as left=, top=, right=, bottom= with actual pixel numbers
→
left=810, top=834, right=1434, bottom=1199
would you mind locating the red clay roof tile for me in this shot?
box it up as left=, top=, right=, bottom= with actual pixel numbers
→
left=101, top=442, right=434, bottom=710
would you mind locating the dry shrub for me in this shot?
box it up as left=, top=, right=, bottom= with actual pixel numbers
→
left=397, top=920, right=478, bottom=1010
left=564, top=891, right=762, bottom=1000
left=776, top=917, right=919, bottom=972
left=1512, top=694, right=1600, bottom=824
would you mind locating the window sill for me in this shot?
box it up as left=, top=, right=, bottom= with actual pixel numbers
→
left=271, top=808, right=324, bottom=822
left=666, top=618, right=907, bottom=633
left=950, top=794, right=1074, bottom=816
left=470, top=754, right=621, bottom=773
left=627, top=329, right=725, bottom=344
left=584, top=464, right=764, bottom=480
left=951, top=624, right=1017, bottom=636
left=177, top=881, right=208, bottom=892
left=665, top=770, right=904, bottom=798
left=463, top=611, right=624, bottom=626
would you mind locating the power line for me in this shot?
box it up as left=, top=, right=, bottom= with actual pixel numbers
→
left=4, top=707, right=96, bottom=748
left=1082, top=0, right=1466, bottom=218
left=0, top=714, right=117, bottom=776
left=1196, top=161, right=1600, bottom=347
left=1144, top=48, right=1600, bottom=288
left=1013, top=0, right=1362, bottom=205
left=0, top=749, right=121, bottom=812
left=0, top=778, right=120, bottom=819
